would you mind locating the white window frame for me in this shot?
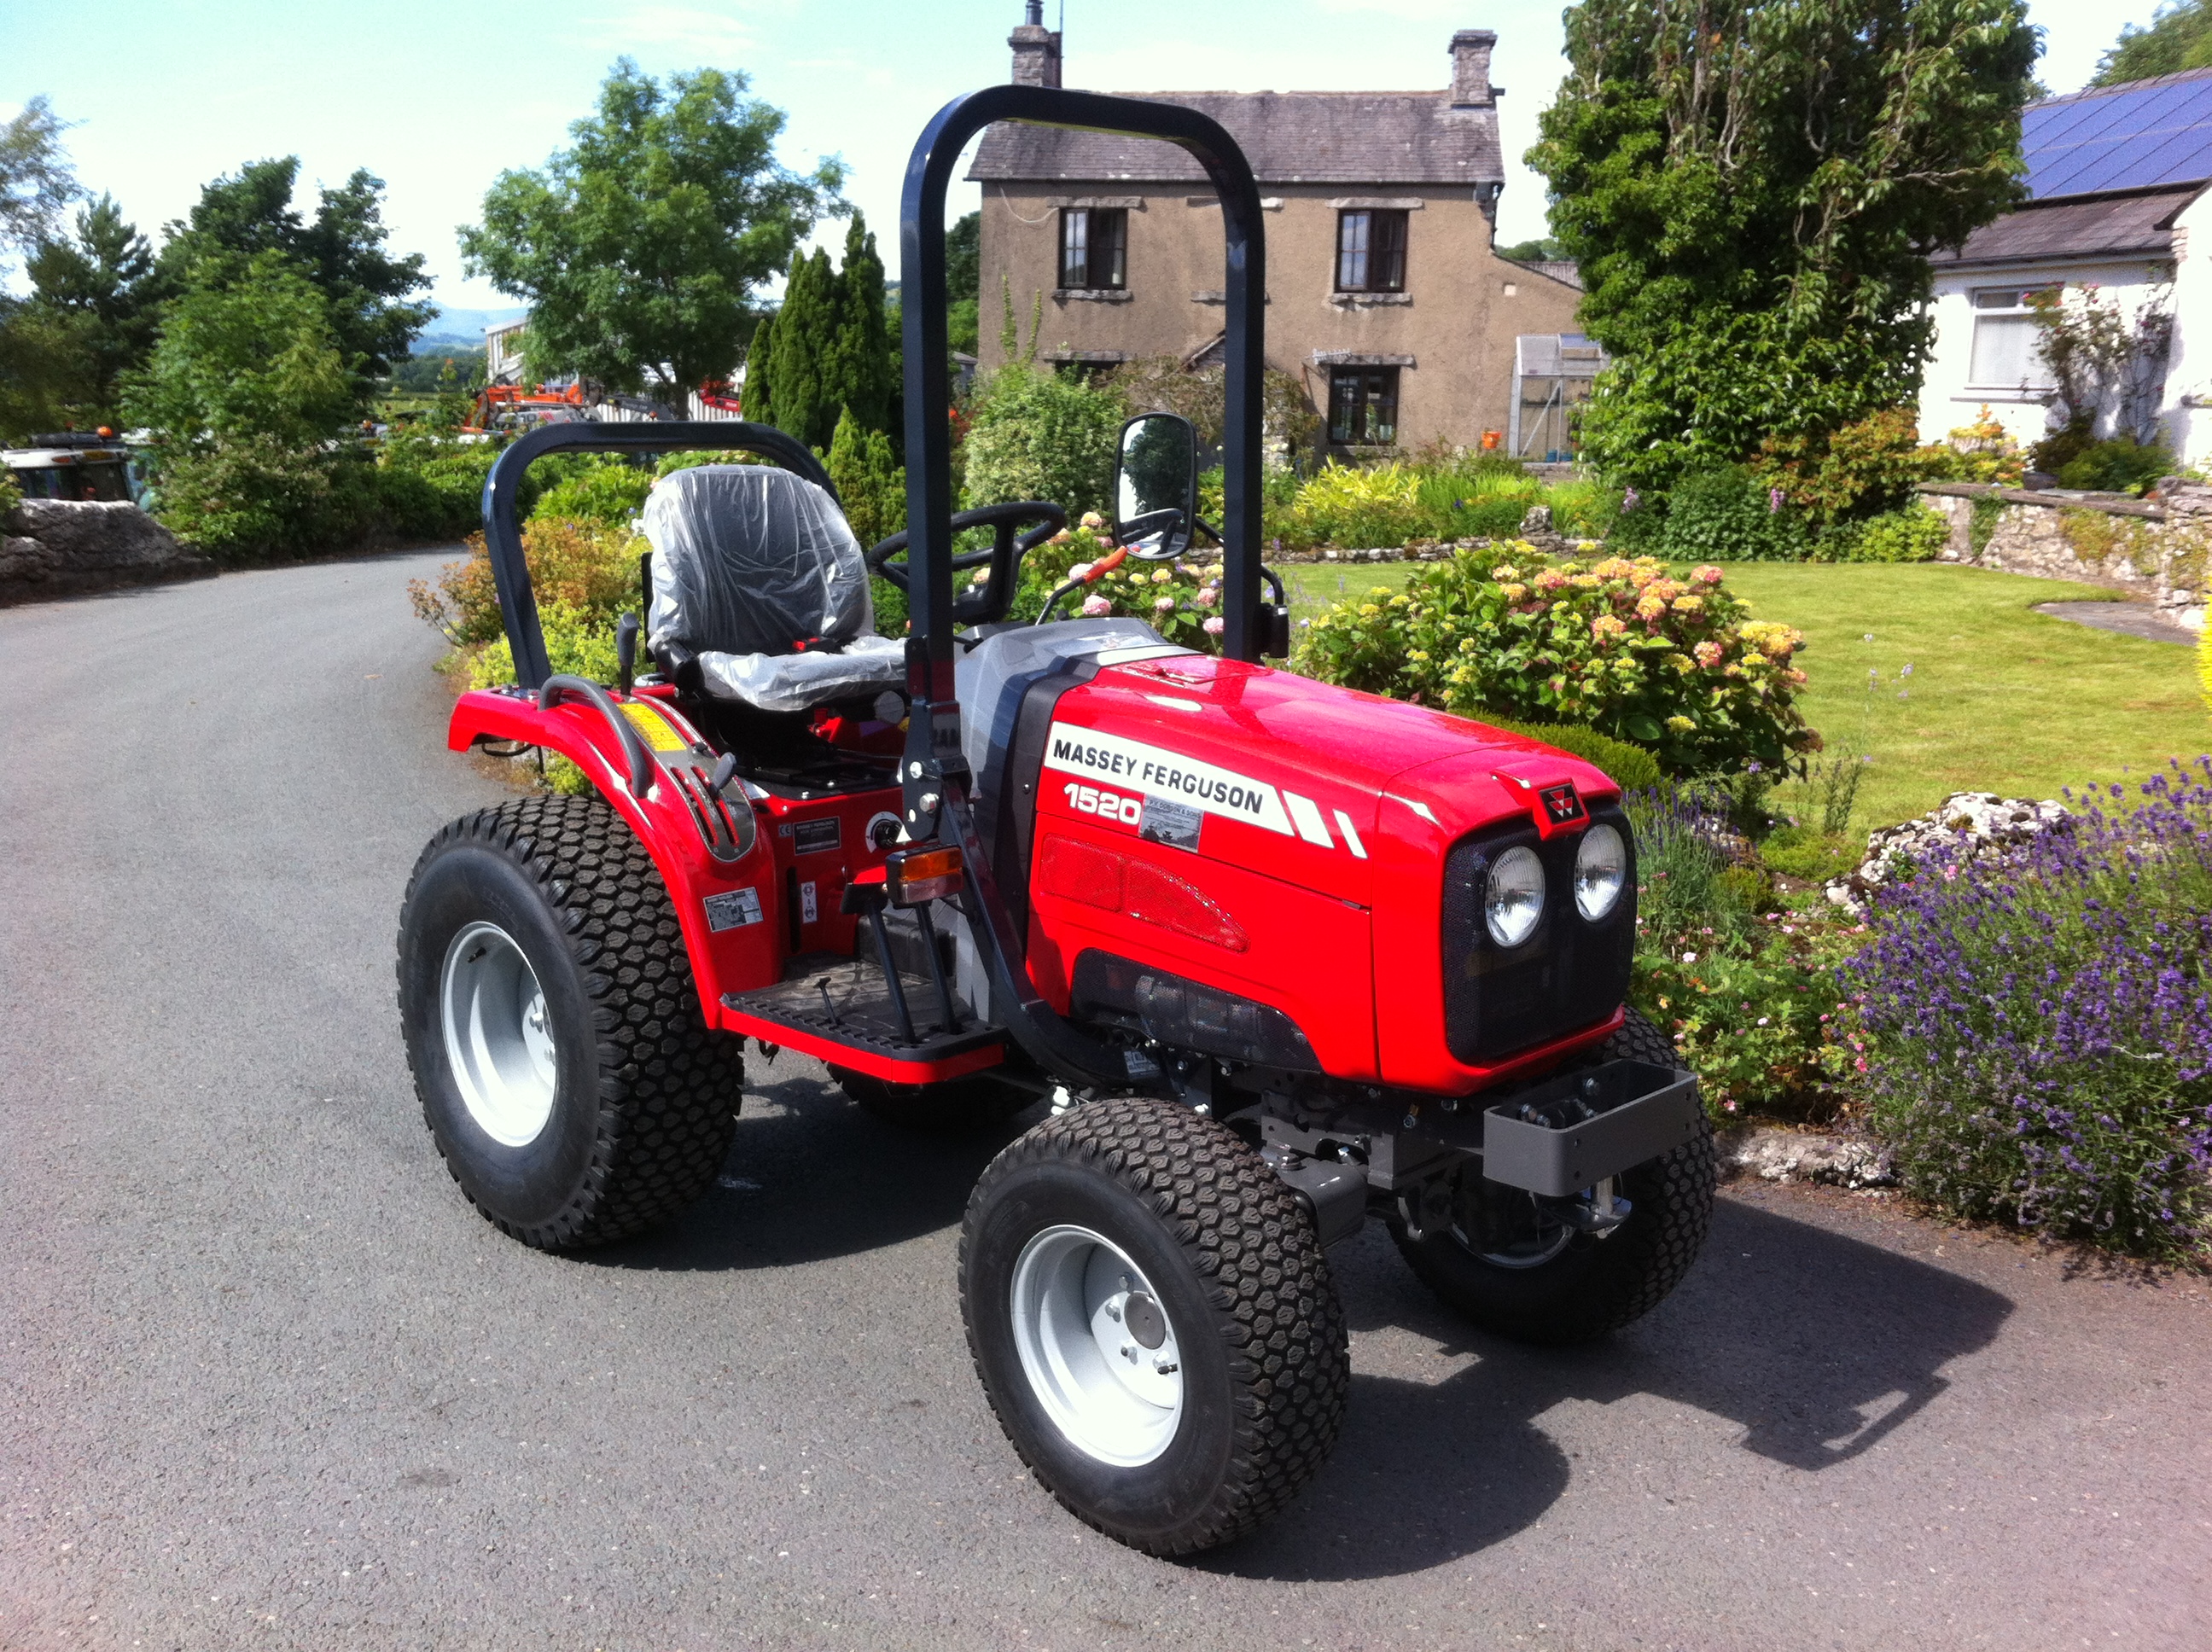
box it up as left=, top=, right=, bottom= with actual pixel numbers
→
left=1965, top=284, right=2059, bottom=393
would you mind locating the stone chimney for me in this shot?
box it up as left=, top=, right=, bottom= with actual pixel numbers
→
left=1450, top=29, right=1496, bottom=107
left=1010, top=2, right=1062, bottom=88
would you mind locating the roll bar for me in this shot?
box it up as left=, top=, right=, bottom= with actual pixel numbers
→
left=480, top=419, right=834, bottom=692
left=899, top=84, right=1270, bottom=738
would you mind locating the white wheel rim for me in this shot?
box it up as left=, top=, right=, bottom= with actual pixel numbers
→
left=1009, top=1225, right=1184, bottom=1467
left=439, top=921, right=558, bottom=1147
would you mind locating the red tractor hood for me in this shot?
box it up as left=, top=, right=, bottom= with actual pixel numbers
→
left=1045, top=654, right=1620, bottom=905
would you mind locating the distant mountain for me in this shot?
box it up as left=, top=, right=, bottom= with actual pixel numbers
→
left=411, top=305, right=527, bottom=354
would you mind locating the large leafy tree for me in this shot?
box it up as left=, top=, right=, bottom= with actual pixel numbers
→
left=2093, top=0, right=2212, bottom=85
left=160, top=157, right=431, bottom=379
left=461, top=60, right=843, bottom=404
left=1529, top=0, right=2039, bottom=491
left=1, top=96, right=78, bottom=272
left=21, top=195, right=173, bottom=424
left=122, top=250, right=358, bottom=455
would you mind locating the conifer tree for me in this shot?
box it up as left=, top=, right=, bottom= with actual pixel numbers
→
left=767, top=245, right=835, bottom=449
left=825, top=213, right=892, bottom=435
left=742, top=311, right=774, bottom=427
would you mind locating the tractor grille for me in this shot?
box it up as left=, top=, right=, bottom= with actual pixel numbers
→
left=1439, top=803, right=1635, bottom=1066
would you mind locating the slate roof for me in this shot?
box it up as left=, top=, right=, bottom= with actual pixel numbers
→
left=968, top=91, right=1502, bottom=187
left=1931, top=183, right=2197, bottom=267
left=2023, top=67, right=2212, bottom=198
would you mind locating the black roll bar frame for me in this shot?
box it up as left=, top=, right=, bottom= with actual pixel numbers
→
left=480, top=419, right=834, bottom=691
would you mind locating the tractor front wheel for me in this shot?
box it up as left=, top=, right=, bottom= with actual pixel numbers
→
left=960, top=1096, right=1348, bottom=1556
left=1391, top=1008, right=1716, bottom=1346
left=396, top=794, right=743, bottom=1249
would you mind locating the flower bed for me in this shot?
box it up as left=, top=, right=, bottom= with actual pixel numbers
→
left=1843, top=760, right=2212, bottom=1259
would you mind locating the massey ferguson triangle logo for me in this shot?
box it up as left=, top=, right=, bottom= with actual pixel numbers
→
left=1539, top=782, right=1585, bottom=825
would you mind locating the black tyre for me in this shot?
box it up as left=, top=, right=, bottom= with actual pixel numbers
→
left=396, top=794, right=743, bottom=1249
left=960, top=1096, right=1348, bottom=1556
left=1392, top=1007, right=1715, bottom=1346
left=830, top=1066, right=1028, bottom=1132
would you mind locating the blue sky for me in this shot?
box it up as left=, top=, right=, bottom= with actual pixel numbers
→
left=2, top=0, right=2165, bottom=319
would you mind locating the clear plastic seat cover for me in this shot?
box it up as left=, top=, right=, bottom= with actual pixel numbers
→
left=641, top=464, right=907, bottom=713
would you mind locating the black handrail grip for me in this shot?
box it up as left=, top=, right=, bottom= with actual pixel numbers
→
left=480, top=420, right=836, bottom=692
left=539, top=674, right=657, bottom=800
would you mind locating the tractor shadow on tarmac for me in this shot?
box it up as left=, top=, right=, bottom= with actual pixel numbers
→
left=591, top=1066, right=1047, bottom=1271
left=1208, top=1193, right=2016, bottom=1583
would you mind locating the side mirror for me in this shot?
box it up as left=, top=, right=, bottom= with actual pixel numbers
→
left=1112, top=411, right=1198, bottom=561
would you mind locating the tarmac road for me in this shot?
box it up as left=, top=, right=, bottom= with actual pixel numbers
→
left=3, top=551, right=2209, bottom=1652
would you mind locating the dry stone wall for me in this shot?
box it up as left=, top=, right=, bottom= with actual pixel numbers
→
left=1917, top=480, right=2209, bottom=631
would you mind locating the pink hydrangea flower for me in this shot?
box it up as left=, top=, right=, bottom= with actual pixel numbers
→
left=1194, top=587, right=1216, bottom=607
left=1154, top=596, right=1175, bottom=612
left=1202, top=615, right=1225, bottom=636
left=1691, top=564, right=1725, bottom=585
left=1081, top=594, right=1112, bottom=617
left=1694, top=640, right=1726, bottom=668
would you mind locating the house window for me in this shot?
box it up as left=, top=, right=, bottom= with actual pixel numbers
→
left=1328, top=366, right=1400, bottom=445
left=1059, top=208, right=1126, bottom=290
left=1967, top=284, right=2058, bottom=389
left=1336, top=209, right=1408, bottom=293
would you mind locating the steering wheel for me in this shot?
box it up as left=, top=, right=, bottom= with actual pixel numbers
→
left=867, top=501, right=1068, bottom=626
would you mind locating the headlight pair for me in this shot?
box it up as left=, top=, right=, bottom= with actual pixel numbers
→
left=1481, top=823, right=1628, bottom=948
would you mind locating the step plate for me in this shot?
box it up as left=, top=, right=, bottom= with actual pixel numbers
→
left=720, top=957, right=1004, bottom=1082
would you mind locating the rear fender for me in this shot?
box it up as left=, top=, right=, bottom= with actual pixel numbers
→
left=447, top=688, right=782, bottom=1012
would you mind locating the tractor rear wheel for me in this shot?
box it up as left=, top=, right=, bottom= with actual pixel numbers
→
left=960, top=1096, right=1348, bottom=1556
left=830, top=1067, right=1028, bottom=1132
left=1391, top=1008, right=1715, bottom=1346
left=396, top=794, right=743, bottom=1249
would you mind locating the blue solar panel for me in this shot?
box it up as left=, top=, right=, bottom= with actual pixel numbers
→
left=2026, top=70, right=2212, bottom=197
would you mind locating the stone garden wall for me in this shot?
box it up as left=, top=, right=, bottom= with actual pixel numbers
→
left=0, top=499, right=211, bottom=606
left=1917, top=480, right=2210, bottom=631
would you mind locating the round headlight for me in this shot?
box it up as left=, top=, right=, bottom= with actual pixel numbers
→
left=1484, top=845, right=1546, bottom=947
left=1575, top=823, right=1627, bottom=921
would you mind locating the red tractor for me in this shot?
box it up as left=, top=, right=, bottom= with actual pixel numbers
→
left=397, top=85, right=1714, bottom=1556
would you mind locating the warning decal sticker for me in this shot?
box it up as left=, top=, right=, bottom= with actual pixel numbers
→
left=619, top=699, right=689, bottom=753
left=1043, top=722, right=1293, bottom=836
left=703, top=887, right=764, bottom=932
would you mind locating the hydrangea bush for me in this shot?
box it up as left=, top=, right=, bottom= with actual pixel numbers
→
left=1295, top=546, right=1819, bottom=776
left=1847, top=760, right=2212, bottom=1257
left=1007, top=515, right=1225, bottom=652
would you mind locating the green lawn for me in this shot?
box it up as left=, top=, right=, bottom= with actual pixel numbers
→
left=1282, top=559, right=2209, bottom=829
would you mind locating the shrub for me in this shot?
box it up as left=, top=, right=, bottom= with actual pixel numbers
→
left=1469, top=713, right=1663, bottom=791
left=467, top=597, right=622, bottom=690
left=529, top=458, right=653, bottom=527
left=825, top=406, right=906, bottom=549
left=151, top=439, right=377, bottom=561
left=1916, top=406, right=2026, bottom=486
left=1656, top=467, right=1807, bottom=561
left=961, top=364, right=1121, bottom=518
left=1811, top=503, right=1950, bottom=564
left=1625, top=784, right=1847, bottom=1118
left=1289, top=461, right=1426, bottom=550
left=2053, top=434, right=2173, bottom=497
left=1848, top=759, right=2212, bottom=1258
left=1297, top=548, right=1819, bottom=776
left=1412, top=464, right=1544, bottom=541
left=409, top=519, right=644, bottom=647
left=0, top=467, right=20, bottom=520
left=1752, top=406, right=1924, bottom=524
left=1004, top=517, right=1224, bottom=652
left=375, top=430, right=502, bottom=541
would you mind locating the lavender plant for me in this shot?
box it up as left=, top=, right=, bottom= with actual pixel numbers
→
left=1847, top=759, right=2212, bottom=1257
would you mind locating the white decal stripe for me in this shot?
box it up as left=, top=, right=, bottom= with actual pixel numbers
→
left=1283, top=790, right=1335, bottom=848
left=1042, top=722, right=1293, bottom=835
left=1334, top=810, right=1368, bottom=859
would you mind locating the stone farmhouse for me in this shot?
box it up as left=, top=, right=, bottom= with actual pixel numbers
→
left=969, top=9, right=1584, bottom=458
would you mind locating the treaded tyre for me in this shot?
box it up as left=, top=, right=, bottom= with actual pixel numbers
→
left=960, top=1096, right=1348, bottom=1556
left=1392, top=1007, right=1715, bottom=1346
left=396, top=794, right=743, bottom=1249
left=830, top=1066, right=1027, bottom=1132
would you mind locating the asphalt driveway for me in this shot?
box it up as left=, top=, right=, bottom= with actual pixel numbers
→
left=2, top=551, right=2208, bottom=1651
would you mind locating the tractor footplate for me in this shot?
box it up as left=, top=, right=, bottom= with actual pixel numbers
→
left=720, top=956, right=1004, bottom=1082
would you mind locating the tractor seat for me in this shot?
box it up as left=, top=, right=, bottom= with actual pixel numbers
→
left=642, top=464, right=905, bottom=714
